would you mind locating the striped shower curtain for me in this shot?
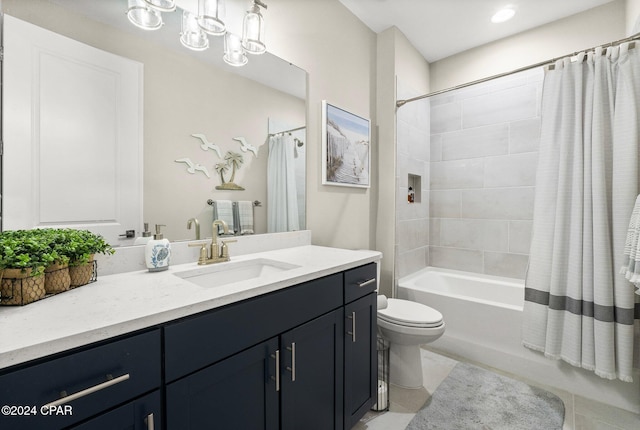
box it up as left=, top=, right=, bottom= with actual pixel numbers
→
left=523, top=44, right=640, bottom=382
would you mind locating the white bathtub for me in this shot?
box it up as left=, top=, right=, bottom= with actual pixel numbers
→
left=397, top=267, right=640, bottom=414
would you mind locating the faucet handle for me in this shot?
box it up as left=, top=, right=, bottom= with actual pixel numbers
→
left=189, top=242, right=209, bottom=264
left=220, top=239, right=237, bottom=259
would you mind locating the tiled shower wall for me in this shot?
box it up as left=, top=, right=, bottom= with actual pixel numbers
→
left=396, top=80, right=430, bottom=281
left=428, top=68, right=543, bottom=279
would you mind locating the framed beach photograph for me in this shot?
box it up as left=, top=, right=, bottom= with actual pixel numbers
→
left=321, top=100, right=371, bottom=188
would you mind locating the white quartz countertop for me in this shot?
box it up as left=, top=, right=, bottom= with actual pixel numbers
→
left=0, top=245, right=381, bottom=370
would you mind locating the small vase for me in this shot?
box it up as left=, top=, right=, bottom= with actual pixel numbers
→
left=0, top=268, right=46, bottom=306
left=69, top=255, right=95, bottom=288
left=44, top=262, right=71, bottom=294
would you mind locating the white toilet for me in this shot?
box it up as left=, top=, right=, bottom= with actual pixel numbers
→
left=377, top=298, right=445, bottom=389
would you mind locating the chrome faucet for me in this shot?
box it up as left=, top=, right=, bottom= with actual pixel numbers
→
left=187, top=218, right=200, bottom=240
left=188, top=219, right=236, bottom=265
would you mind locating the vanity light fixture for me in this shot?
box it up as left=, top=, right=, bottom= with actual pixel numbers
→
left=181, top=10, right=210, bottom=51
left=126, top=0, right=268, bottom=66
left=198, top=0, right=226, bottom=35
left=144, top=0, right=177, bottom=13
left=242, top=0, right=267, bottom=55
left=127, top=0, right=163, bottom=30
left=491, top=6, right=516, bottom=23
left=224, top=32, right=248, bottom=66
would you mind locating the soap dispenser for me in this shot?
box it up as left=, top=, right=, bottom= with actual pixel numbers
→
left=145, top=224, right=171, bottom=272
left=134, top=222, right=153, bottom=245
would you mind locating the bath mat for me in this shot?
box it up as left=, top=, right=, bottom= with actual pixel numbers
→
left=405, top=362, right=564, bottom=430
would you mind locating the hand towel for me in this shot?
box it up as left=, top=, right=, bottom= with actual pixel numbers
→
left=212, top=200, right=235, bottom=235
left=235, top=201, right=255, bottom=235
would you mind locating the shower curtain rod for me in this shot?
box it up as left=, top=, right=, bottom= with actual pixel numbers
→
left=269, top=125, right=306, bottom=136
left=396, top=32, right=640, bottom=108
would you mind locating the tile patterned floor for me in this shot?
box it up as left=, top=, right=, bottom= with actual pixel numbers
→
left=353, top=347, right=640, bottom=430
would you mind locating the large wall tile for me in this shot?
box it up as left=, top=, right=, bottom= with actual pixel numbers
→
left=396, top=247, right=428, bottom=281
left=430, top=135, right=442, bottom=161
left=510, top=118, right=541, bottom=154
left=440, top=219, right=508, bottom=252
left=431, top=158, right=484, bottom=190
left=431, top=102, right=462, bottom=134
left=430, top=218, right=441, bottom=246
left=461, top=187, right=535, bottom=220
left=484, top=152, right=538, bottom=188
left=462, top=85, right=537, bottom=129
left=441, top=123, right=509, bottom=160
left=484, top=252, right=529, bottom=279
left=429, top=246, right=484, bottom=273
left=430, top=190, right=461, bottom=218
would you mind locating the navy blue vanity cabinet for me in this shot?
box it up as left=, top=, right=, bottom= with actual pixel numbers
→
left=69, top=390, right=161, bottom=430
left=164, top=273, right=345, bottom=430
left=166, top=338, right=280, bottom=429
left=280, top=308, right=344, bottom=430
left=0, top=329, right=161, bottom=430
left=343, top=263, right=378, bottom=429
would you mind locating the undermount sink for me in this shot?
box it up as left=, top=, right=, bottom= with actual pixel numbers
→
left=174, top=258, right=300, bottom=288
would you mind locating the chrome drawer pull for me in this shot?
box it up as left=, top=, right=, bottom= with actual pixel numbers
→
left=43, top=373, right=130, bottom=408
left=357, top=278, right=376, bottom=288
left=270, top=350, right=280, bottom=392
left=347, top=312, right=356, bottom=342
left=145, top=413, right=155, bottom=430
left=286, top=343, right=296, bottom=382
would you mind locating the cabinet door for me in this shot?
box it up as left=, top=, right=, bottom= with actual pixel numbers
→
left=166, top=338, right=279, bottom=430
left=344, top=293, right=377, bottom=429
left=70, top=390, right=160, bottom=430
left=281, top=309, right=344, bottom=430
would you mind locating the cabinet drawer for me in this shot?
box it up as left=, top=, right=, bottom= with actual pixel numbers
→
left=0, top=329, right=161, bottom=430
left=344, top=263, right=377, bottom=303
left=164, top=273, right=343, bottom=382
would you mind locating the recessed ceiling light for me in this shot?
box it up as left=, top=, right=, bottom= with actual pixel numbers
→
left=491, top=7, right=516, bottom=23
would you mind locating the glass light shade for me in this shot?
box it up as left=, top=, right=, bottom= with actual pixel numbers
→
left=144, top=0, right=176, bottom=12
left=224, top=33, right=248, bottom=67
left=197, top=0, right=226, bottom=36
left=242, top=6, right=265, bottom=55
left=127, top=0, right=163, bottom=30
left=180, top=11, right=209, bottom=51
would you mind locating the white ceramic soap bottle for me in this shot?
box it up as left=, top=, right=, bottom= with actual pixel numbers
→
left=145, top=224, right=171, bottom=272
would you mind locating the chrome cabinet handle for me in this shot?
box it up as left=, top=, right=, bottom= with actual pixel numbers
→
left=357, top=278, right=376, bottom=288
left=145, top=413, right=155, bottom=430
left=270, top=350, right=280, bottom=392
left=42, top=373, right=130, bottom=408
left=347, top=312, right=356, bottom=342
left=286, top=343, right=296, bottom=382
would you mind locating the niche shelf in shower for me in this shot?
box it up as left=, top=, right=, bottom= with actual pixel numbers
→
left=408, top=174, right=421, bottom=203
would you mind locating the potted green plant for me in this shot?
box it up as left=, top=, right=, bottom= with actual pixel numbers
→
left=0, top=230, right=56, bottom=305
left=40, top=229, right=72, bottom=294
left=62, top=229, right=114, bottom=287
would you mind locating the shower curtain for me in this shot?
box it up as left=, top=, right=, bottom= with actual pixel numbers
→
left=523, top=44, right=640, bottom=382
left=267, top=134, right=300, bottom=233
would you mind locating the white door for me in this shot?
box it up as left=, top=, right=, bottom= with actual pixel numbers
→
left=2, top=15, right=143, bottom=246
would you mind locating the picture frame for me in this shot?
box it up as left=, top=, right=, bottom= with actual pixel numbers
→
left=321, top=100, right=371, bottom=188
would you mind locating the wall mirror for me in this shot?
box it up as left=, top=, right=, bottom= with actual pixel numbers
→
left=0, top=0, right=307, bottom=245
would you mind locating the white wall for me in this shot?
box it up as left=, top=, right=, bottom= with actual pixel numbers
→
left=266, top=0, right=378, bottom=251
left=627, top=0, right=640, bottom=34
left=430, top=1, right=626, bottom=91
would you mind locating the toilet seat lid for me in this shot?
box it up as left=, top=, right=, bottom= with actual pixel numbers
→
left=378, top=298, right=443, bottom=328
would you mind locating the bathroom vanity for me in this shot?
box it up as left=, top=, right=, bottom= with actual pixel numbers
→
left=0, top=245, right=380, bottom=430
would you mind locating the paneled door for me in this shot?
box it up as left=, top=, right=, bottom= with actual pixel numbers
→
left=2, top=15, right=143, bottom=245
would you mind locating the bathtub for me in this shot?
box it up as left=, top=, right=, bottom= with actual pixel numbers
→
left=397, top=267, right=640, bottom=414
